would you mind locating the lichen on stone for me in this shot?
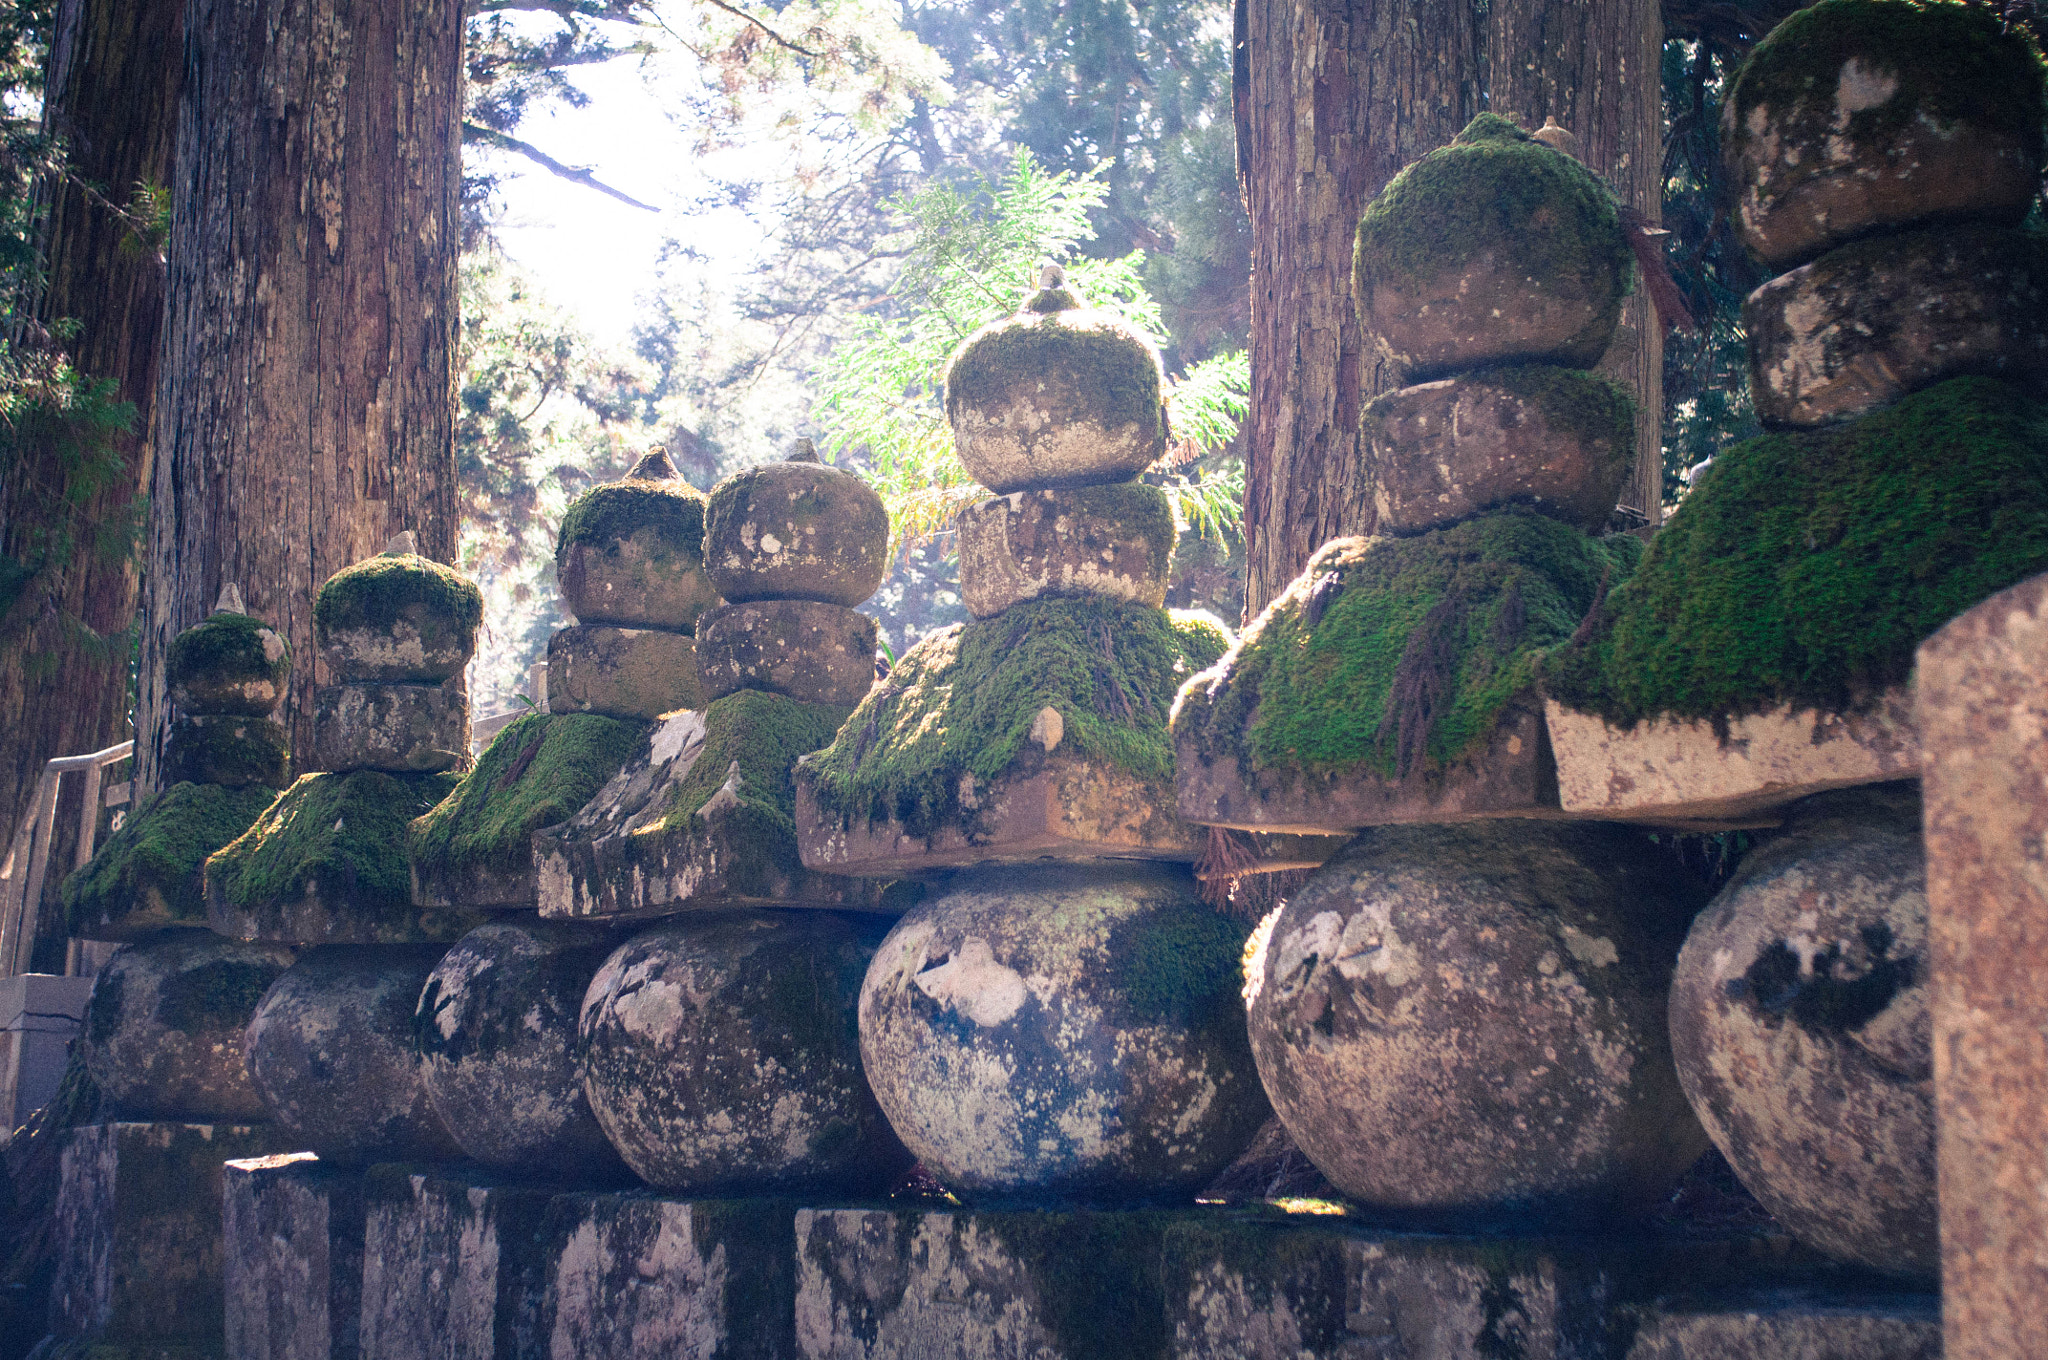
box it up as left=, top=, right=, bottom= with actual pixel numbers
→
left=1443, top=364, right=1638, bottom=458
left=313, top=552, right=484, bottom=636
left=1542, top=376, right=2048, bottom=728
left=946, top=311, right=1167, bottom=439
left=167, top=612, right=290, bottom=697
left=1174, top=509, right=1642, bottom=782
left=408, top=712, right=646, bottom=881
left=207, top=769, right=462, bottom=920
left=804, top=595, right=1215, bottom=834
left=61, top=783, right=279, bottom=935
left=555, top=474, right=710, bottom=560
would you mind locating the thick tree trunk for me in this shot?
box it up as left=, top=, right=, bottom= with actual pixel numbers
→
left=136, top=0, right=464, bottom=794
left=0, top=0, right=181, bottom=969
left=1485, top=0, right=1667, bottom=526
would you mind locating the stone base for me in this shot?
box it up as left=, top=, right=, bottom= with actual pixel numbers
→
left=797, top=748, right=1201, bottom=876
left=1626, top=1288, right=1940, bottom=1359
left=548, top=624, right=707, bottom=721
left=164, top=714, right=292, bottom=789
left=52, top=1121, right=286, bottom=1347
left=1173, top=694, right=1561, bottom=834
left=1543, top=688, right=1918, bottom=828
left=311, top=681, right=469, bottom=774
left=223, top=1153, right=365, bottom=1360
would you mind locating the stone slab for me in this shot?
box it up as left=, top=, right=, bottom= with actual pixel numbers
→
left=312, top=682, right=468, bottom=774
left=548, top=624, right=707, bottom=721
left=223, top=1153, right=366, bottom=1360
left=1625, top=1288, right=1941, bottom=1359
left=1544, top=688, right=1918, bottom=829
left=797, top=748, right=1201, bottom=876
left=1172, top=693, right=1562, bottom=834
left=52, top=1121, right=286, bottom=1346
left=0, top=973, right=91, bottom=1130
left=954, top=485, right=1174, bottom=618
left=696, top=599, right=878, bottom=707
left=1917, top=569, right=2048, bottom=1360
left=795, top=1206, right=1177, bottom=1360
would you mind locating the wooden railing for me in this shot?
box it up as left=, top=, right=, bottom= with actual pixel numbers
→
left=0, top=740, right=134, bottom=977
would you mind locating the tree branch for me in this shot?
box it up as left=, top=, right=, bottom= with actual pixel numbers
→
left=696, top=0, right=819, bottom=58
left=462, top=123, right=661, bottom=212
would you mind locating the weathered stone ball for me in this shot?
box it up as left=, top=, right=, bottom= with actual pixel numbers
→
left=1669, top=784, right=1936, bottom=1279
left=1353, top=114, right=1632, bottom=379
left=1724, top=0, right=2045, bottom=269
left=314, top=551, right=483, bottom=683
left=703, top=451, right=889, bottom=606
left=168, top=611, right=291, bottom=716
left=580, top=911, right=909, bottom=1193
left=416, top=919, right=628, bottom=1176
left=245, top=943, right=460, bottom=1163
left=860, top=862, right=1271, bottom=1199
left=1246, top=822, right=1710, bottom=1222
left=555, top=451, right=721, bottom=632
left=946, top=275, right=1168, bottom=494
left=81, top=930, right=295, bottom=1121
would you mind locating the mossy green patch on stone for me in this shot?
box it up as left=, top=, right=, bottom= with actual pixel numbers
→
left=1174, top=510, right=1642, bottom=782
left=1109, top=906, right=1250, bottom=1030
left=1728, top=0, right=2046, bottom=160
left=556, top=476, right=710, bottom=560
left=162, top=716, right=292, bottom=789
left=1542, top=376, right=2048, bottom=727
left=62, top=783, right=279, bottom=936
left=207, top=769, right=461, bottom=920
left=167, top=612, right=289, bottom=697
left=946, top=311, right=1167, bottom=439
left=1064, top=481, right=1179, bottom=579
left=313, top=553, right=483, bottom=637
left=805, top=596, right=1213, bottom=834
left=1167, top=609, right=1233, bottom=672
left=651, top=689, right=852, bottom=837
left=408, top=712, right=645, bottom=880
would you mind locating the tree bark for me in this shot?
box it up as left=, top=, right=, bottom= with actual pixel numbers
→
left=0, top=0, right=182, bottom=969
left=137, top=0, right=464, bottom=794
left=1485, top=0, right=1667, bottom=526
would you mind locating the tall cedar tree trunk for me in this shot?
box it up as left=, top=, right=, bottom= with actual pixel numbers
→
left=136, top=0, right=463, bottom=795
left=1237, top=0, right=1664, bottom=615
left=0, top=0, right=181, bottom=970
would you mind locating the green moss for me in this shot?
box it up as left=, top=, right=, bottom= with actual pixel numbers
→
left=1353, top=113, right=1633, bottom=365
left=408, top=712, right=646, bottom=880
left=313, top=553, right=484, bottom=636
left=154, top=957, right=283, bottom=1034
left=1109, top=906, right=1249, bottom=1028
left=62, top=783, right=279, bottom=935
left=1728, top=0, right=2046, bottom=160
left=1174, top=509, right=1642, bottom=781
left=1057, top=481, right=1178, bottom=578
left=207, top=769, right=461, bottom=918
left=1543, top=376, right=2048, bottom=727
left=167, top=612, right=289, bottom=694
left=653, top=690, right=852, bottom=834
left=555, top=476, right=710, bottom=560
left=804, top=595, right=1212, bottom=834
left=162, top=716, right=291, bottom=789
left=1168, top=609, right=1233, bottom=672
left=946, top=312, right=1166, bottom=439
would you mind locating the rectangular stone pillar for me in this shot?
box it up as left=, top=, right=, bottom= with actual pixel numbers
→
left=51, top=1121, right=285, bottom=1348
left=0, top=973, right=91, bottom=1129
left=1916, top=570, right=2048, bottom=1360
left=223, top=1153, right=365, bottom=1360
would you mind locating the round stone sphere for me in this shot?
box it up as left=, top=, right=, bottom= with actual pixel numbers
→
left=945, top=279, right=1168, bottom=494
left=1670, top=784, right=1935, bottom=1279
left=245, top=943, right=460, bottom=1163
left=313, top=551, right=483, bottom=683
left=703, top=453, right=889, bottom=606
left=1353, top=114, right=1631, bottom=380
left=81, top=930, right=295, bottom=1122
left=1723, top=0, right=2045, bottom=269
left=416, top=919, right=628, bottom=1176
left=580, top=911, right=909, bottom=1194
left=555, top=452, right=721, bottom=632
left=168, top=611, right=290, bottom=716
left=860, top=862, right=1271, bottom=1200
left=1247, top=821, right=1710, bottom=1223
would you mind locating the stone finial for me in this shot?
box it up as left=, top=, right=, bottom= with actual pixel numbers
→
left=1023, top=263, right=1084, bottom=315
left=383, top=530, right=419, bottom=557
left=628, top=449, right=681, bottom=481
left=786, top=438, right=822, bottom=464
left=1038, top=264, right=1065, bottom=290
left=1532, top=116, right=1580, bottom=159
left=212, top=582, right=247, bottom=616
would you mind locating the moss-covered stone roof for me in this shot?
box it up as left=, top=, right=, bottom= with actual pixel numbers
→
left=313, top=552, right=484, bottom=636
left=168, top=612, right=290, bottom=700
left=649, top=688, right=851, bottom=837
left=206, top=769, right=462, bottom=921
left=555, top=475, right=710, bottom=561
left=62, top=782, right=279, bottom=936
left=803, top=595, right=1223, bottom=835
left=1542, top=376, right=2048, bottom=727
left=1173, top=510, right=1643, bottom=783
left=946, top=310, right=1167, bottom=439
left=1727, top=0, right=2046, bottom=158
left=408, top=712, right=646, bottom=882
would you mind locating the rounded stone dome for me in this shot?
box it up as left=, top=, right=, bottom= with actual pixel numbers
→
left=314, top=544, right=482, bottom=683
left=168, top=610, right=290, bottom=716
left=555, top=450, right=720, bottom=632
left=702, top=443, right=889, bottom=606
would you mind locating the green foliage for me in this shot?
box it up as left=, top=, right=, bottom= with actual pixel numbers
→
left=1543, top=377, right=2048, bottom=727
left=407, top=712, right=646, bottom=879
left=207, top=770, right=462, bottom=918
left=804, top=594, right=1214, bottom=833
left=1174, top=511, right=1643, bottom=781
left=60, top=782, right=278, bottom=935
